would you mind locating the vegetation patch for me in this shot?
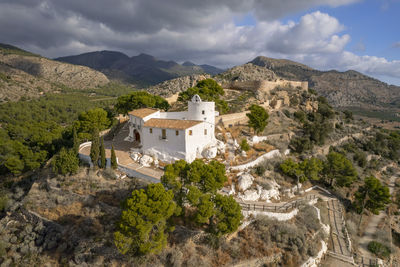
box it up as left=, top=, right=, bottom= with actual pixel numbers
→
left=367, top=241, right=391, bottom=258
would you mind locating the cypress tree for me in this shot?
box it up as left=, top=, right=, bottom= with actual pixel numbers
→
left=90, top=127, right=100, bottom=168
left=111, top=144, right=117, bottom=170
left=72, top=126, right=79, bottom=155
left=100, top=136, right=106, bottom=168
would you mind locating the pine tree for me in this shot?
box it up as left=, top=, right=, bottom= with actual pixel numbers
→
left=246, top=104, right=269, bottom=134
left=90, top=127, right=99, bottom=168
left=52, top=148, right=79, bottom=175
left=111, top=144, right=117, bottom=170
left=114, top=183, right=178, bottom=255
left=100, top=136, right=106, bottom=168
left=72, top=126, right=79, bottom=155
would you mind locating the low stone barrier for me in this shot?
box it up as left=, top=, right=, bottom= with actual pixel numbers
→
left=242, top=208, right=298, bottom=221
left=117, top=165, right=161, bottom=183
left=229, top=149, right=281, bottom=171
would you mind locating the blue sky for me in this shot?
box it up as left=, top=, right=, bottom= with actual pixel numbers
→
left=234, top=0, right=400, bottom=84
left=0, top=0, right=399, bottom=85
left=304, top=0, right=400, bottom=61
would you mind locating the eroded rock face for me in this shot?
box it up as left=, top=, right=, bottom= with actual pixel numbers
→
left=237, top=173, right=254, bottom=192
left=147, top=74, right=210, bottom=97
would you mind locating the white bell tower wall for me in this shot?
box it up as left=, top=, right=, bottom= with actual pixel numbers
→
left=187, top=95, right=215, bottom=125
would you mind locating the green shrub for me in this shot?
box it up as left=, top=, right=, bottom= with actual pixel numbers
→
left=293, top=111, right=306, bottom=123
left=289, top=96, right=299, bottom=106
left=240, top=139, right=250, bottom=152
left=367, top=241, right=391, bottom=258
left=308, top=89, right=317, bottom=95
left=353, top=151, right=367, bottom=167
left=0, top=193, right=8, bottom=212
left=52, top=148, right=79, bottom=175
left=283, top=109, right=291, bottom=118
left=255, top=165, right=266, bottom=176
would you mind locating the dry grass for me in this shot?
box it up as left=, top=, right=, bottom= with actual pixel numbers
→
left=37, top=202, right=84, bottom=221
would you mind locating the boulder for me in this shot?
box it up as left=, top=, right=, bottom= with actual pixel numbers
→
left=130, top=152, right=141, bottom=162
left=238, top=190, right=260, bottom=201
left=202, top=146, right=218, bottom=159
left=139, top=155, right=153, bottom=167
left=237, top=172, right=254, bottom=191
left=215, top=140, right=226, bottom=153
left=201, top=140, right=225, bottom=159
left=233, top=139, right=240, bottom=149
left=257, top=185, right=280, bottom=202
left=251, top=135, right=268, bottom=145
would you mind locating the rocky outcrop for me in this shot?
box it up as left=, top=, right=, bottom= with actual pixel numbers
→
left=215, top=63, right=276, bottom=83
left=147, top=74, right=210, bottom=97
left=237, top=173, right=254, bottom=192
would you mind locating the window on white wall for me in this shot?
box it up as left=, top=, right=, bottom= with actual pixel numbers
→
left=204, top=129, right=207, bottom=135
left=189, top=130, right=193, bottom=136
left=149, top=128, right=152, bottom=134
left=202, top=110, right=205, bottom=115
left=176, top=130, right=179, bottom=136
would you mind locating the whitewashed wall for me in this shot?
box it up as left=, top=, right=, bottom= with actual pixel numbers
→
left=188, top=100, right=215, bottom=125
left=159, top=111, right=187, bottom=119
left=185, top=122, right=215, bottom=162
left=142, top=126, right=187, bottom=161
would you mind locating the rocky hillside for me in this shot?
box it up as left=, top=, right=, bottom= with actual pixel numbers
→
left=147, top=74, right=211, bottom=97
left=215, top=63, right=277, bottom=83
left=0, top=44, right=110, bottom=102
left=250, top=56, right=400, bottom=108
left=56, top=51, right=223, bottom=86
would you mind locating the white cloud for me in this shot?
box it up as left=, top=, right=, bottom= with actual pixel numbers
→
left=393, top=42, right=400, bottom=48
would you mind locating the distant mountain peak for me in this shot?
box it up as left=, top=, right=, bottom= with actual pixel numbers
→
left=56, top=50, right=223, bottom=85
left=135, top=53, right=156, bottom=60
left=250, top=56, right=313, bottom=70
left=182, top=61, right=197, bottom=66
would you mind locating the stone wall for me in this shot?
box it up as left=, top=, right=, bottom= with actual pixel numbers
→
left=216, top=111, right=248, bottom=127
left=222, top=79, right=308, bottom=93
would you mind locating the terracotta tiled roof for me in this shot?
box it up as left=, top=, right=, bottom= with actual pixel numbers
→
left=143, top=118, right=203, bottom=130
left=128, top=108, right=158, bottom=118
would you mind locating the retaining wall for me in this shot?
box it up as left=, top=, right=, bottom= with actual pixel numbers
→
left=242, top=208, right=298, bottom=221
left=117, top=165, right=161, bottom=183
left=216, top=112, right=248, bottom=127
left=229, top=149, right=281, bottom=171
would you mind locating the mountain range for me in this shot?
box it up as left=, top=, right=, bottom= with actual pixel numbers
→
left=55, top=51, right=224, bottom=86
left=1, top=43, right=400, bottom=120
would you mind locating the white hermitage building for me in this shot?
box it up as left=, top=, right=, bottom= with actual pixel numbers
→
left=127, top=95, right=219, bottom=163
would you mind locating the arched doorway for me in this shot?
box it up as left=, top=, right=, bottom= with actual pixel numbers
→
left=134, top=130, right=141, bottom=143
